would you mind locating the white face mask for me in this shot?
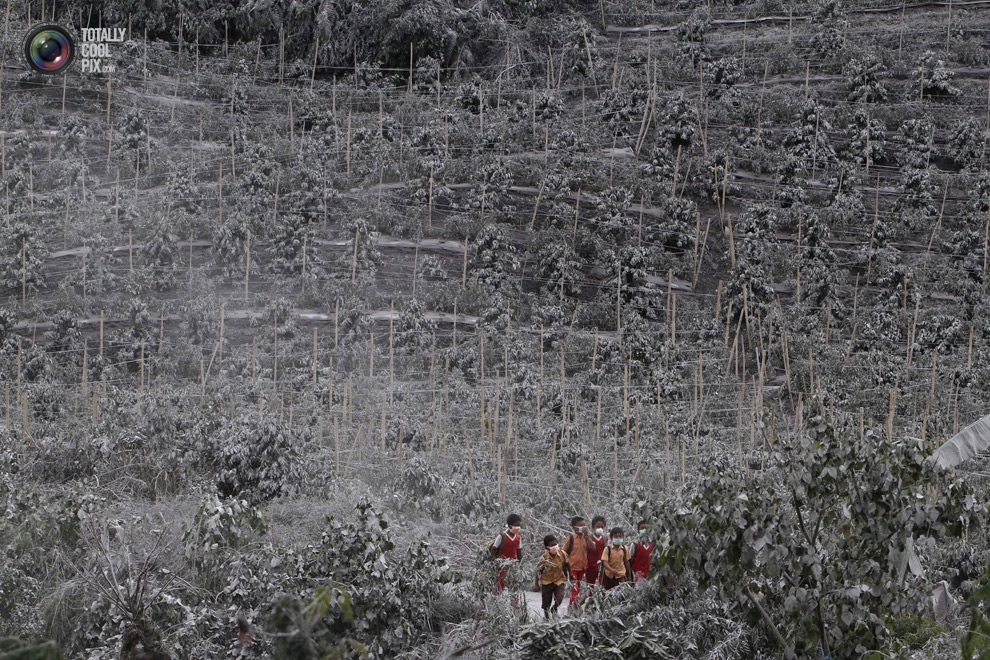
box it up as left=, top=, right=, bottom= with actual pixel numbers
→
left=576, top=526, right=585, bottom=534
left=548, top=545, right=559, bottom=553
left=594, top=527, right=605, bottom=537
left=509, top=526, right=520, bottom=535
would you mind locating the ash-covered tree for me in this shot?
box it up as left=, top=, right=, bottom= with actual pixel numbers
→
left=139, top=213, right=180, bottom=291
left=703, top=56, right=743, bottom=101
left=899, top=118, right=935, bottom=169
left=211, top=213, right=252, bottom=279
left=394, top=298, right=437, bottom=355
left=112, top=107, right=154, bottom=173
left=469, top=222, right=519, bottom=294
left=784, top=100, right=837, bottom=172
left=338, top=218, right=383, bottom=282
left=845, top=109, right=886, bottom=166
left=845, top=53, right=888, bottom=103
left=297, top=500, right=459, bottom=658
left=810, top=0, right=848, bottom=65
left=653, top=398, right=975, bottom=659
left=797, top=211, right=837, bottom=307
left=535, top=241, right=585, bottom=301
left=916, top=50, right=962, bottom=100
left=268, top=211, right=320, bottom=276
left=722, top=205, right=779, bottom=326
left=211, top=410, right=302, bottom=505
left=659, top=92, right=697, bottom=153
left=238, top=143, right=279, bottom=218
left=44, top=309, right=82, bottom=357
left=675, top=8, right=710, bottom=69
left=465, top=162, right=515, bottom=220
left=894, top=167, right=940, bottom=232
left=591, top=186, right=635, bottom=242
left=946, top=118, right=985, bottom=171
left=599, top=87, right=649, bottom=137
left=0, top=223, right=47, bottom=300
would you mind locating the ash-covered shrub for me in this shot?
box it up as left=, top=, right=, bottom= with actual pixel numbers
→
left=209, top=411, right=302, bottom=504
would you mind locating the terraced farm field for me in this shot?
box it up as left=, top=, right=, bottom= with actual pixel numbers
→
left=2, top=1, right=990, bottom=658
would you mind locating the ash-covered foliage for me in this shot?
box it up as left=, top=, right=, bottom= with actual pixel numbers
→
left=4, top=0, right=990, bottom=657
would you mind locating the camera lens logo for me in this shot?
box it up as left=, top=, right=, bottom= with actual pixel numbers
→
left=24, top=24, right=75, bottom=74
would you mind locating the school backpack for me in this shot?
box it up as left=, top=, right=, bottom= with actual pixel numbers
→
left=602, top=544, right=629, bottom=578
left=489, top=532, right=506, bottom=556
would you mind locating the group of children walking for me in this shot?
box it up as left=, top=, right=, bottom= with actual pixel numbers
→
left=490, top=514, right=655, bottom=619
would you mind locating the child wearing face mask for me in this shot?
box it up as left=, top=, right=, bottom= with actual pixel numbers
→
left=490, top=514, right=523, bottom=593
left=537, top=534, right=570, bottom=619
left=629, top=520, right=655, bottom=581
left=587, top=516, right=608, bottom=586
left=562, top=516, right=593, bottom=608
left=601, top=527, right=632, bottom=590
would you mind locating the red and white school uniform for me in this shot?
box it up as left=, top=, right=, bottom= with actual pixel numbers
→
left=630, top=540, right=655, bottom=581
left=492, top=531, right=522, bottom=592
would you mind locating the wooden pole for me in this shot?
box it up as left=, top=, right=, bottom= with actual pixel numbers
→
left=312, top=328, right=319, bottom=387
left=596, top=387, right=602, bottom=448
left=368, top=333, right=374, bottom=378
left=380, top=394, right=387, bottom=454
left=582, top=458, right=591, bottom=506
left=388, top=301, right=395, bottom=390
left=886, top=385, right=898, bottom=440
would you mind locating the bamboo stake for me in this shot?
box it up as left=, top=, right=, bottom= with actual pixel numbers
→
left=905, top=298, right=922, bottom=377
left=671, top=294, right=677, bottom=344
left=312, top=329, right=319, bottom=387
left=968, top=325, right=975, bottom=371
left=887, top=385, right=898, bottom=440
left=388, top=301, right=395, bottom=391
left=596, top=387, right=602, bottom=447
left=21, top=239, right=26, bottom=305
left=623, top=361, right=631, bottom=441
left=582, top=458, right=591, bottom=506
left=350, top=227, right=360, bottom=282
left=726, top=215, right=737, bottom=268
left=243, top=229, right=251, bottom=303
left=550, top=406, right=557, bottom=473
left=500, top=449, right=507, bottom=504
left=663, top=415, right=670, bottom=491
left=353, top=424, right=365, bottom=469
left=380, top=394, right=387, bottom=454
left=346, top=374, right=353, bottom=425
left=529, top=180, right=546, bottom=232
left=92, top=382, right=98, bottom=425
left=492, top=378, right=501, bottom=452
left=633, top=395, right=641, bottom=478
left=560, top=392, right=577, bottom=449
left=479, top=385, right=487, bottom=458
left=843, top=323, right=858, bottom=369
left=369, top=334, right=374, bottom=378
left=346, top=111, right=352, bottom=175
left=506, top=394, right=515, bottom=475
left=781, top=328, right=792, bottom=395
